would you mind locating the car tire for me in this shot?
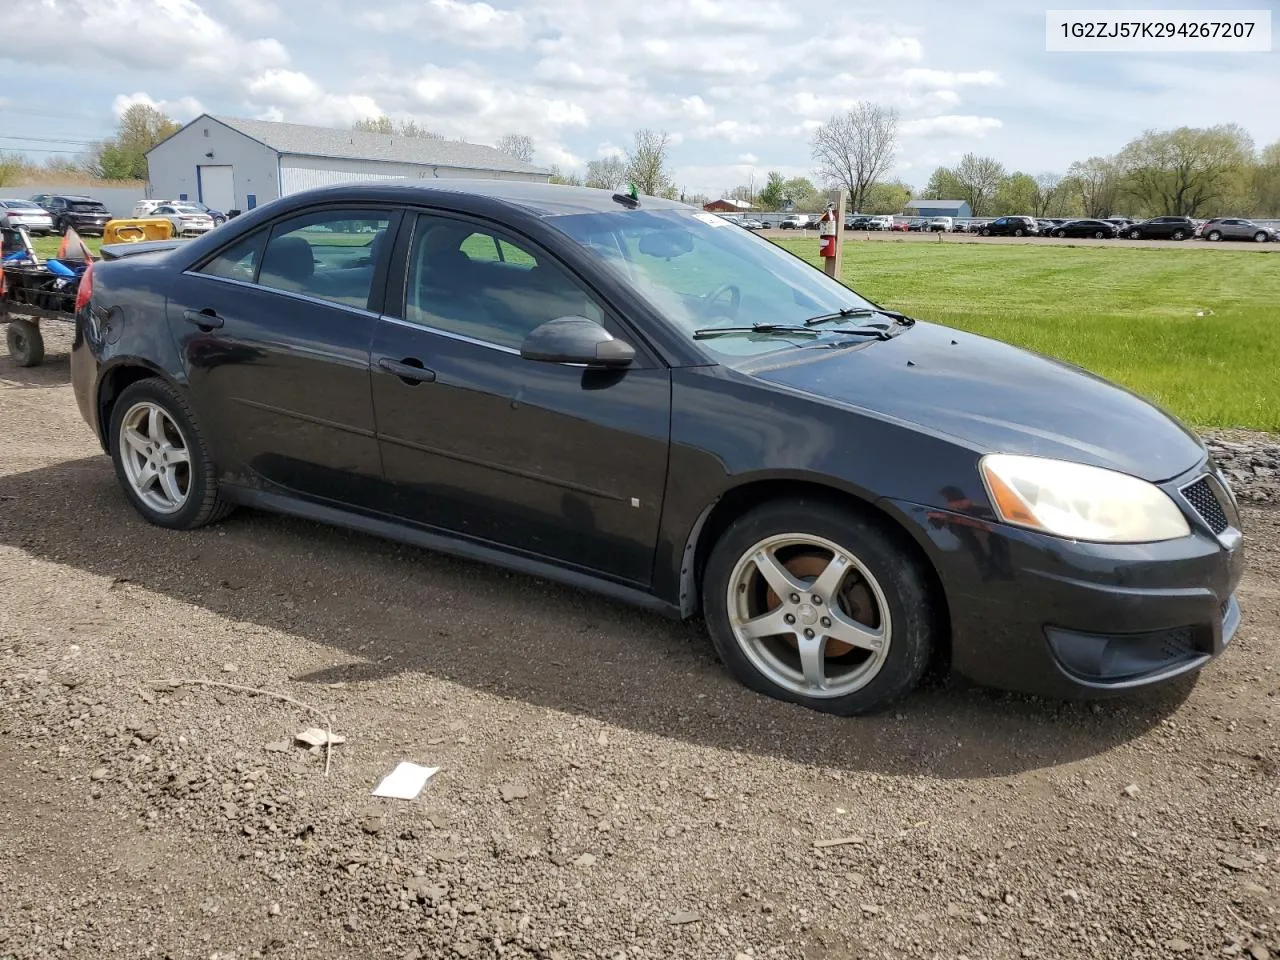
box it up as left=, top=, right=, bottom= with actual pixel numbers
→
left=1093, top=230, right=1105, bottom=239
left=702, top=498, right=937, bottom=715
left=5, top=318, right=45, bottom=367
left=1014, top=228, right=1024, bottom=237
left=1129, top=229, right=1142, bottom=240
left=108, top=378, right=234, bottom=530
left=1207, top=230, right=1222, bottom=241
left=1172, top=230, right=1186, bottom=240
left=1054, top=229, right=1066, bottom=238
left=981, top=228, right=991, bottom=236
left=1254, top=232, right=1269, bottom=243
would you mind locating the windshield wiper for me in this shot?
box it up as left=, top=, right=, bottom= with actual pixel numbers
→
left=804, top=307, right=875, bottom=326
left=693, top=323, right=893, bottom=341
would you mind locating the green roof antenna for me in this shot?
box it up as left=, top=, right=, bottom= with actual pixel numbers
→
left=628, top=182, right=638, bottom=200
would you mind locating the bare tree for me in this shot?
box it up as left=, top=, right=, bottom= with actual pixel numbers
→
left=811, top=102, right=900, bottom=213
left=585, top=156, right=627, bottom=190
left=1067, top=156, right=1122, bottom=217
left=626, top=129, right=673, bottom=196
left=952, top=153, right=1006, bottom=216
left=354, top=116, right=444, bottom=140
left=495, top=133, right=535, bottom=163
left=1030, top=173, right=1063, bottom=217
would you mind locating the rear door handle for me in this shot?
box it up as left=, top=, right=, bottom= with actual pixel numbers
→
left=377, top=357, right=436, bottom=384
left=182, top=308, right=223, bottom=330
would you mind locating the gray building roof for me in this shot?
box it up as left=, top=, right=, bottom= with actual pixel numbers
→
left=167, top=115, right=547, bottom=176
left=904, top=199, right=969, bottom=211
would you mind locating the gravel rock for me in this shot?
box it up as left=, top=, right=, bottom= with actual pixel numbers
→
left=1204, top=430, right=1280, bottom=503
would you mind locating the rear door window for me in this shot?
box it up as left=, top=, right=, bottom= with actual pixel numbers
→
left=255, top=210, right=394, bottom=310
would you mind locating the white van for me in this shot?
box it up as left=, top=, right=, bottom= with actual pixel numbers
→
left=928, top=216, right=954, bottom=232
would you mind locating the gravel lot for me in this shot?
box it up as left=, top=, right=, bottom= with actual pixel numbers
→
left=2, top=327, right=1278, bottom=960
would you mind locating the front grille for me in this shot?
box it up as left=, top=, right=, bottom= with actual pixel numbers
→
left=1157, top=626, right=1196, bottom=661
left=1182, top=477, right=1229, bottom=534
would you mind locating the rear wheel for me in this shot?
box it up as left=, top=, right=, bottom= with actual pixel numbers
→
left=1014, top=228, right=1024, bottom=237
left=108, top=378, right=234, bottom=530
left=1093, top=230, right=1105, bottom=239
left=1254, top=232, right=1269, bottom=243
left=981, top=228, right=991, bottom=236
left=1129, top=229, right=1142, bottom=240
left=1054, top=229, right=1066, bottom=238
left=5, top=318, right=44, bottom=367
left=1171, top=229, right=1186, bottom=240
left=702, top=499, right=937, bottom=715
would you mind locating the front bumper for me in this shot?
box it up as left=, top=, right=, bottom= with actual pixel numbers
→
left=883, top=464, right=1245, bottom=699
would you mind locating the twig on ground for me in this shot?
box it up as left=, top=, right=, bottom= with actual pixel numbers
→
left=146, top=677, right=336, bottom=776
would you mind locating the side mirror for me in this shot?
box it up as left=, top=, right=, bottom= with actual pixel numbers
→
left=520, top=317, right=635, bottom=368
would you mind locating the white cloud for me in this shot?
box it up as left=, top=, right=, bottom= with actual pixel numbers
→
left=738, top=152, right=759, bottom=164
left=221, top=0, right=280, bottom=23
left=363, top=0, right=527, bottom=49
left=112, top=91, right=205, bottom=122
left=689, top=120, right=765, bottom=144
left=901, top=68, right=1001, bottom=89
left=901, top=115, right=1003, bottom=138
left=597, top=142, right=626, bottom=159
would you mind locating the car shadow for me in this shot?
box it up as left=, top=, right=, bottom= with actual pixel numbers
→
left=0, top=347, right=72, bottom=387
left=0, top=456, right=1195, bottom=780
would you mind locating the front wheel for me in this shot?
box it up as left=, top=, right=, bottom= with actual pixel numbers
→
left=1207, top=230, right=1222, bottom=241
left=1172, top=229, right=1186, bottom=240
left=1255, top=232, right=1269, bottom=243
left=1129, top=229, right=1142, bottom=240
left=1093, top=231, right=1105, bottom=239
left=981, top=228, right=991, bottom=237
left=108, top=378, right=234, bottom=530
left=702, top=499, right=937, bottom=715
left=1054, top=230, right=1066, bottom=238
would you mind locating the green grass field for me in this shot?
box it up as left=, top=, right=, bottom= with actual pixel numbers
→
left=23, top=233, right=1277, bottom=430
left=777, top=238, right=1280, bottom=432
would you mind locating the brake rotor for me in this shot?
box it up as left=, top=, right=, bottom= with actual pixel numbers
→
left=764, top=551, right=876, bottom=657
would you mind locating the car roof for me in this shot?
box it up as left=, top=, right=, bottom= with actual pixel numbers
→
left=267, top=178, right=692, bottom=218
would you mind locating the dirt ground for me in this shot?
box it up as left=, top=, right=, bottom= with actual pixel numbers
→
left=2, top=327, right=1277, bottom=960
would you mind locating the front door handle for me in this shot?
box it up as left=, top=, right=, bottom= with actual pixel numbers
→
left=377, top=356, right=436, bottom=384
left=182, top=308, right=223, bottom=330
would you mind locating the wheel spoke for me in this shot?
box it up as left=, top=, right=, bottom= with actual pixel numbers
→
left=135, top=461, right=160, bottom=492
left=122, top=427, right=149, bottom=456
left=163, top=444, right=190, bottom=465
left=738, top=606, right=792, bottom=641
left=797, top=633, right=828, bottom=690
left=809, top=553, right=849, bottom=601
left=147, top=406, right=165, bottom=443
left=158, top=465, right=184, bottom=505
left=753, top=549, right=804, bottom=599
left=825, top=608, right=885, bottom=652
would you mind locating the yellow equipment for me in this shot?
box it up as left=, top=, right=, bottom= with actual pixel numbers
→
left=103, top=218, right=175, bottom=244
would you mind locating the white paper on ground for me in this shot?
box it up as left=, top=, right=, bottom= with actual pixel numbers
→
left=371, top=761, right=440, bottom=800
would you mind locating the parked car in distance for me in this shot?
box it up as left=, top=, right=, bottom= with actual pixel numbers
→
left=846, top=215, right=873, bottom=230
left=738, top=218, right=765, bottom=230
left=889, top=219, right=910, bottom=232
left=72, top=180, right=1244, bottom=716
left=1051, top=219, right=1118, bottom=239
left=1200, top=218, right=1275, bottom=243
left=927, top=216, right=953, bottom=232
left=1035, top=219, right=1063, bottom=235
left=150, top=204, right=217, bottom=236
left=1105, top=218, right=1136, bottom=232
left=907, top=218, right=929, bottom=231
left=44, top=195, right=112, bottom=236
left=779, top=214, right=810, bottom=229
left=865, top=215, right=894, bottom=231
left=979, top=216, right=1039, bottom=237
left=1123, top=216, right=1195, bottom=240
left=0, top=198, right=56, bottom=235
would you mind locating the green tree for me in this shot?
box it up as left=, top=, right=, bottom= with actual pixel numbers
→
left=952, top=153, right=1006, bottom=216
left=1031, top=173, right=1064, bottom=217
left=990, top=172, right=1037, bottom=216
left=756, top=171, right=787, bottom=209
left=919, top=166, right=965, bottom=202
left=780, top=176, right=821, bottom=211
left=1066, top=156, right=1121, bottom=217
left=860, top=179, right=912, bottom=214
left=0, top=151, right=26, bottom=187
left=1116, top=124, right=1254, bottom=217
left=86, top=103, right=180, bottom=180
left=1251, top=141, right=1280, bottom=217
left=548, top=165, right=582, bottom=186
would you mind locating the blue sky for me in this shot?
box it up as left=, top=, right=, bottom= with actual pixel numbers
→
left=2, top=0, right=1277, bottom=196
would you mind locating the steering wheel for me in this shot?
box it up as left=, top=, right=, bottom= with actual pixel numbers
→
left=699, top=282, right=741, bottom=321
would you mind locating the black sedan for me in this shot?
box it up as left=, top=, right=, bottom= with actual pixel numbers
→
left=1051, top=219, right=1119, bottom=239
left=70, top=180, right=1244, bottom=715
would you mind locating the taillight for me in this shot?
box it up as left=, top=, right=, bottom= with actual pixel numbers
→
left=74, top=260, right=94, bottom=313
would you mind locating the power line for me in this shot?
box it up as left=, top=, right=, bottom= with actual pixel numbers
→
left=0, top=134, right=98, bottom=146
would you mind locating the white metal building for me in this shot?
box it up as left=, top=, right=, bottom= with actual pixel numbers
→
left=145, top=115, right=551, bottom=214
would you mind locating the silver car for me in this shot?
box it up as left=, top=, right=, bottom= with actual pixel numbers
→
left=150, top=203, right=216, bottom=237
left=0, top=199, right=56, bottom=235
left=1201, top=217, right=1275, bottom=243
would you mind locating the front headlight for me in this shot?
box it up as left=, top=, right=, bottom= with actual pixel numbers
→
left=979, top=454, right=1191, bottom=543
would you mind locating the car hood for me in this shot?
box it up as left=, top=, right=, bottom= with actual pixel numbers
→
left=745, top=321, right=1205, bottom=482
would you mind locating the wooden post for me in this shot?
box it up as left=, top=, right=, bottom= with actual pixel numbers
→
left=824, top=189, right=847, bottom=281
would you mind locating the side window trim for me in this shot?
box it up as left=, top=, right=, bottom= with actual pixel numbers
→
left=383, top=208, right=660, bottom=369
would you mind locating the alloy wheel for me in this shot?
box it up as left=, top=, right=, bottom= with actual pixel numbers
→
left=118, top=401, right=192, bottom=514
left=726, top=534, right=891, bottom=699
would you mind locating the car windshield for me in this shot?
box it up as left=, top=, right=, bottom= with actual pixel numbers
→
left=549, top=209, right=879, bottom=361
